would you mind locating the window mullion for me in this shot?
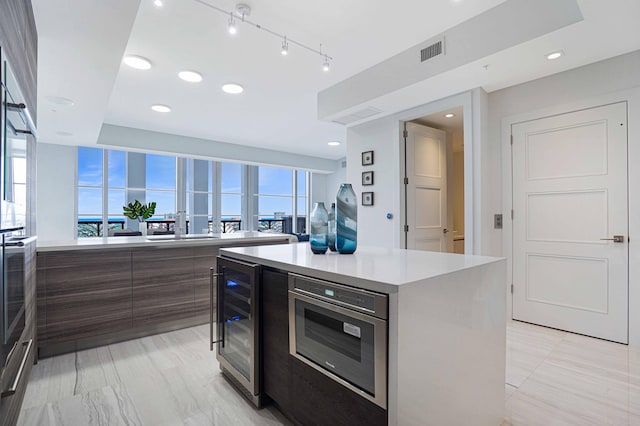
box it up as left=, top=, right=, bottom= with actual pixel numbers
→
left=102, top=149, right=108, bottom=237
left=292, top=170, right=298, bottom=233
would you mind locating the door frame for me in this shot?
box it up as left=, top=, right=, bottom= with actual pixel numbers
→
left=501, top=89, right=639, bottom=343
left=397, top=89, right=483, bottom=254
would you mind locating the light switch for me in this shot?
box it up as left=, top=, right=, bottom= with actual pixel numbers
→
left=494, top=214, right=503, bottom=229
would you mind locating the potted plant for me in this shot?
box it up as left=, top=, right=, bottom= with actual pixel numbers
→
left=123, top=200, right=156, bottom=236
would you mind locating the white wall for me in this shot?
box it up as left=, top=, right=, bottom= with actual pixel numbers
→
left=346, top=90, right=482, bottom=250
left=324, top=158, right=347, bottom=205
left=347, top=118, right=401, bottom=247
left=37, top=143, right=77, bottom=241
left=491, top=50, right=640, bottom=345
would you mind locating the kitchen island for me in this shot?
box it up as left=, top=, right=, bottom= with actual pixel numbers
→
left=220, top=243, right=506, bottom=426
left=36, top=232, right=295, bottom=357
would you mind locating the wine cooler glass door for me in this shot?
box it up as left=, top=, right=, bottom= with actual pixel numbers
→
left=216, top=256, right=260, bottom=398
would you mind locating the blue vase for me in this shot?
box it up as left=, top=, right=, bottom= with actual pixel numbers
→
left=328, top=202, right=336, bottom=252
left=336, top=184, right=357, bottom=254
left=310, top=202, right=329, bottom=254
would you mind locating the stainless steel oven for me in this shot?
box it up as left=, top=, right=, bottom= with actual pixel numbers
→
left=288, top=273, right=388, bottom=409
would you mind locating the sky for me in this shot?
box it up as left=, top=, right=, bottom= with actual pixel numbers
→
left=77, top=147, right=306, bottom=219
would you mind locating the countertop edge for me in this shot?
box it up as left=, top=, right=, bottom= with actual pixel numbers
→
left=220, top=245, right=506, bottom=294
left=37, top=234, right=296, bottom=252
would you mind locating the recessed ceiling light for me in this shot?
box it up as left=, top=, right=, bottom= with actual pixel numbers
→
left=546, top=51, right=564, bottom=60
left=444, top=113, right=455, bottom=118
left=222, top=83, right=244, bottom=94
left=328, top=141, right=341, bottom=146
left=123, top=55, right=152, bottom=70
left=151, top=104, right=171, bottom=113
left=46, top=96, right=75, bottom=107
left=178, top=70, right=203, bottom=83
left=154, top=0, right=163, bottom=6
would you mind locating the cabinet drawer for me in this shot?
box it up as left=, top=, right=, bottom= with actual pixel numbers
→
left=133, top=282, right=196, bottom=326
left=42, top=288, right=132, bottom=344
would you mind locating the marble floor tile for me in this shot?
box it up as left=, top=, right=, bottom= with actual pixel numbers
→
left=506, top=320, right=566, bottom=387
left=505, top=384, right=517, bottom=401
left=18, top=382, right=142, bottom=426
left=20, top=320, right=640, bottom=426
left=545, top=333, right=640, bottom=388
left=21, top=352, right=77, bottom=409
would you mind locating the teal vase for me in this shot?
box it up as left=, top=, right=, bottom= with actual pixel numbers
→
left=328, top=202, right=336, bottom=252
left=336, top=184, right=357, bottom=254
left=310, top=202, right=329, bottom=254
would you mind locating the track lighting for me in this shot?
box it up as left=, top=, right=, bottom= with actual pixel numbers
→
left=194, top=0, right=333, bottom=72
left=227, top=12, right=237, bottom=35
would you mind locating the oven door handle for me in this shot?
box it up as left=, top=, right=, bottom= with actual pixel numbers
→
left=1, top=339, right=33, bottom=398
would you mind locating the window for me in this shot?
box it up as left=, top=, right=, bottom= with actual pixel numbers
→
left=77, top=147, right=312, bottom=237
left=107, top=150, right=126, bottom=234
left=145, top=153, right=176, bottom=219
left=221, top=163, right=242, bottom=233
left=77, top=147, right=104, bottom=237
left=187, top=159, right=213, bottom=234
left=257, top=166, right=292, bottom=233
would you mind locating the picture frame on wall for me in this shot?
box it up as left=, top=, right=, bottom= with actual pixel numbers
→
left=362, top=192, right=374, bottom=206
left=362, top=171, right=374, bottom=186
left=361, top=150, right=374, bottom=166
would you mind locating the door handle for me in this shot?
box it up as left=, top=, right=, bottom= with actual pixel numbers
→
left=600, top=235, right=625, bottom=243
left=443, top=228, right=449, bottom=234
left=1, top=339, right=33, bottom=398
left=210, top=269, right=223, bottom=351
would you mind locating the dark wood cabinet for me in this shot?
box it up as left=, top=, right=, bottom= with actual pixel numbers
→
left=261, top=267, right=388, bottom=426
left=0, top=0, right=38, bottom=124
left=132, top=247, right=196, bottom=326
left=35, top=243, right=253, bottom=357
left=262, top=268, right=290, bottom=406
left=0, top=239, right=37, bottom=426
left=37, top=249, right=132, bottom=345
left=289, top=357, right=387, bottom=426
left=193, top=246, right=219, bottom=315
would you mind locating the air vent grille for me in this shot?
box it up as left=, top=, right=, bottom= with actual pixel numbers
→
left=332, top=107, right=383, bottom=125
left=420, top=39, right=444, bottom=62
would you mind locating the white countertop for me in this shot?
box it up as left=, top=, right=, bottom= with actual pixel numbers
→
left=37, top=231, right=297, bottom=252
left=221, top=243, right=503, bottom=292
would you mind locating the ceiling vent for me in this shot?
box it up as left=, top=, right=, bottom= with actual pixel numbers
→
left=332, top=106, right=383, bottom=125
left=420, top=37, right=445, bottom=62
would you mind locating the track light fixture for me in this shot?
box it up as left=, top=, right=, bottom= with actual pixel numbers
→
left=227, top=12, right=237, bottom=35
left=194, top=0, right=334, bottom=72
left=322, top=55, right=330, bottom=72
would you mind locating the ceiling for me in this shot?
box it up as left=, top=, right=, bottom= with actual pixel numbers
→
left=32, top=0, right=640, bottom=161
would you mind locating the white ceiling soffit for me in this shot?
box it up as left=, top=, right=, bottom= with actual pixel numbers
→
left=98, top=124, right=338, bottom=173
left=31, top=0, right=141, bottom=146
left=318, top=0, right=583, bottom=122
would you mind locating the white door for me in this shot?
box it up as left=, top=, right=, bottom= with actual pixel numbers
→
left=405, top=122, right=448, bottom=251
left=512, top=102, right=628, bottom=343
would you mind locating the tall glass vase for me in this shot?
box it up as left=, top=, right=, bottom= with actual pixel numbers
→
left=328, top=202, right=336, bottom=252
left=310, top=202, right=329, bottom=254
left=336, top=184, right=357, bottom=254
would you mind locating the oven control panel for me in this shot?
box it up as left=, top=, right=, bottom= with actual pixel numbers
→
left=288, top=273, right=388, bottom=320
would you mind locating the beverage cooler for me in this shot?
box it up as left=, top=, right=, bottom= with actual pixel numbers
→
left=211, top=256, right=261, bottom=406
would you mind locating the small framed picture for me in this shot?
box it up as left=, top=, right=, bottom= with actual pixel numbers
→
left=362, top=192, right=374, bottom=206
left=362, top=171, right=374, bottom=186
left=361, top=150, right=374, bottom=166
